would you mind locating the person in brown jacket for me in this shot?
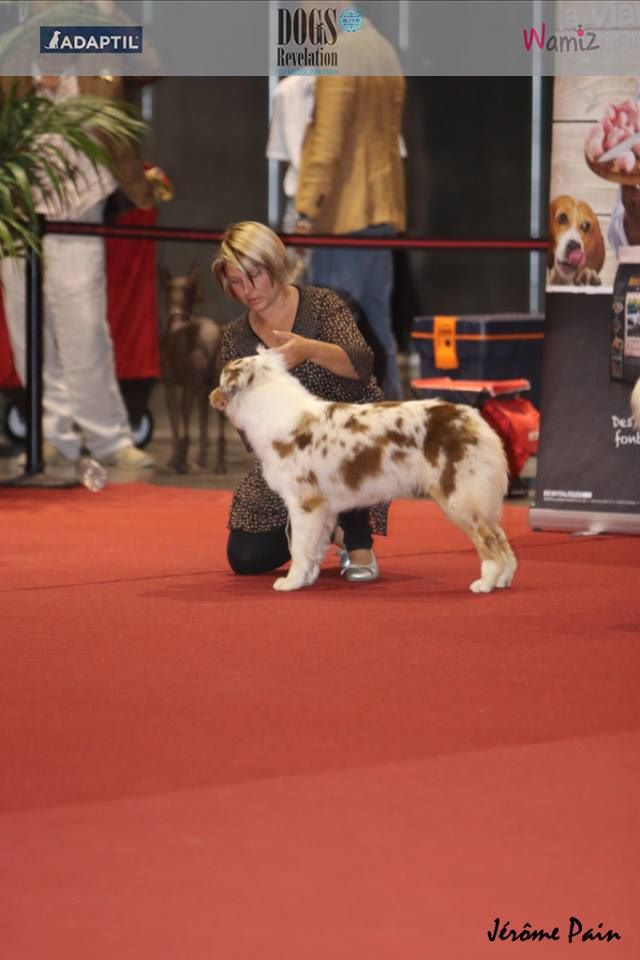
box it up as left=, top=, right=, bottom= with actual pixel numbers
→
left=0, top=74, right=156, bottom=470
left=295, top=7, right=406, bottom=398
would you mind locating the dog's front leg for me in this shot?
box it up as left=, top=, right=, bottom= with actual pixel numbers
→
left=165, top=382, right=182, bottom=470
left=301, top=504, right=335, bottom=586
left=273, top=503, right=329, bottom=592
left=575, top=266, right=602, bottom=286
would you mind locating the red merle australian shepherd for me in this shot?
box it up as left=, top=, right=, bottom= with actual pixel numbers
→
left=211, top=349, right=517, bottom=593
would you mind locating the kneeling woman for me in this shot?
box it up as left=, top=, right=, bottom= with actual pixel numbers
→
left=211, top=220, right=388, bottom=582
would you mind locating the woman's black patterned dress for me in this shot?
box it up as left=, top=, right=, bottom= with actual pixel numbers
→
left=219, top=285, right=389, bottom=535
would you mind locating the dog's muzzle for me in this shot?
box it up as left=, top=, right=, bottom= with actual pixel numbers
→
left=209, top=386, right=235, bottom=411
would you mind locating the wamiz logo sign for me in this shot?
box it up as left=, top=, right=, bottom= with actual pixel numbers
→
left=522, top=22, right=599, bottom=52
left=40, top=26, right=143, bottom=53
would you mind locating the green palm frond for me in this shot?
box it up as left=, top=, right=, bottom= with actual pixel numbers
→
left=0, top=80, right=145, bottom=259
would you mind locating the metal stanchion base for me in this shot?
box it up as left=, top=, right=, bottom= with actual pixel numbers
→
left=1, top=470, right=80, bottom=489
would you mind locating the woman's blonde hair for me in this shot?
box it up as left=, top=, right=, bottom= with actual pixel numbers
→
left=211, top=221, right=290, bottom=297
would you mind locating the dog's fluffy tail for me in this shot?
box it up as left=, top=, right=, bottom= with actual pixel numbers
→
left=631, top=378, right=640, bottom=428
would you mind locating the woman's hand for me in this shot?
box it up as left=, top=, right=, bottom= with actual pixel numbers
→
left=274, top=329, right=359, bottom=379
left=273, top=330, right=312, bottom=368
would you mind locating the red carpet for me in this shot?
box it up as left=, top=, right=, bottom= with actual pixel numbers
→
left=1, top=485, right=638, bottom=958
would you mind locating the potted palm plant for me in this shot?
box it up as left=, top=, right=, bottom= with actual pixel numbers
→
left=0, top=77, right=150, bottom=480
left=0, top=78, right=146, bottom=258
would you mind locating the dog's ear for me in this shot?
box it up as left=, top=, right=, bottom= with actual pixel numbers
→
left=588, top=214, right=605, bottom=273
left=219, top=358, right=247, bottom=397
left=547, top=200, right=557, bottom=269
left=259, top=348, right=288, bottom=373
left=159, top=266, right=172, bottom=287
left=270, top=348, right=287, bottom=371
left=187, top=262, right=199, bottom=284
left=186, top=263, right=205, bottom=303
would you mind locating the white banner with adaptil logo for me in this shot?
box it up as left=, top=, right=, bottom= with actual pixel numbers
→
left=2, top=1, right=640, bottom=77
left=39, top=26, right=143, bottom=55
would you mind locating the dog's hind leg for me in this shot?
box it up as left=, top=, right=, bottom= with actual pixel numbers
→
left=273, top=500, right=333, bottom=592
left=463, top=518, right=506, bottom=593
left=178, top=384, right=196, bottom=473
left=431, top=491, right=505, bottom=593
left=494, top=525, right=517, bottom=588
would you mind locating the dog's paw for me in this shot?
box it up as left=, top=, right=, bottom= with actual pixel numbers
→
left=496, top=569, right=516, bottom=589
left=496, top=557, right=517, bottom=588
left=303, top=565, right=320, bottom=586
left=168, top=457, right=189, bottom=474
left=470, top=560, right=500, bottom=593
left=469, top=578, right=494, bottom=594
left=273, top=576, right=303, bottom=592
left=576, top=267, right=601, bottom=286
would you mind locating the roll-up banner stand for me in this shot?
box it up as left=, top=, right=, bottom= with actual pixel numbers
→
left=530, top=75, right=640, bottom=535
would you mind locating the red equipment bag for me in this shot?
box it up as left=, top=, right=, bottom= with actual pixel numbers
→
left=0, top=292, right=21, bottom=389
left=481, top=396, right=540, bottom=479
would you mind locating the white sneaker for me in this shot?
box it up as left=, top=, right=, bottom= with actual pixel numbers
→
left=101, top=446, right=155, bottom=469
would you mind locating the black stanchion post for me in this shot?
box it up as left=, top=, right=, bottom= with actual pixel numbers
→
left=24, top=215, right=44, bottom=476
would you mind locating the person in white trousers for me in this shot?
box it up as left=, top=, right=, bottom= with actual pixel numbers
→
left=266, top=74, right=316, bottom=239
left=1, top=73, right=155, bottom=470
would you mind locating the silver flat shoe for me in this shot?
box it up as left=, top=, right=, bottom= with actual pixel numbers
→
left=342, top=552, right=379, bottom=583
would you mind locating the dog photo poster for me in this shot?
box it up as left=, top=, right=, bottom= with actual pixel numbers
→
left=533, top=75, right=640, bottom=534
left=548, top=75, right=639, bottom=289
